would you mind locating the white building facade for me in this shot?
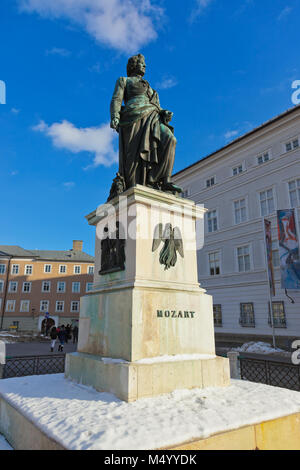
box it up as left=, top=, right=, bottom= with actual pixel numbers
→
left=173, top=105, right=300, bottom=348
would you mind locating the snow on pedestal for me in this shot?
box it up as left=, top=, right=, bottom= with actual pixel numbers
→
left=1, top=374, right=300, bottom=450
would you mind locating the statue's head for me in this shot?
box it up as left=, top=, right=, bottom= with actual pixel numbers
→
left=127, top=54, right=146, bottom=77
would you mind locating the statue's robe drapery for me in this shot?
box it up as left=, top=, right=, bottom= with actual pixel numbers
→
left=110, top=76, right=176, bottom=189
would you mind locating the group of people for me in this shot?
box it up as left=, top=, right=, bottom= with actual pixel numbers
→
left=49, top=323, right=79, bottom=353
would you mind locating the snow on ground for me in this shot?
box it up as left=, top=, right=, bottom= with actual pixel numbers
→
left=0, top=333, right=17, bottom=344
left=0, top=374, right=300, bottom=450
left=0, top=434, right=13, bottom=450
left=231, top=341, right=287, bottom=354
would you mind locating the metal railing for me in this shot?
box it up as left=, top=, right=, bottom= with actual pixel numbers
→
left=1, top=354, right=66, bottom=379
left=239, top=356, right=300, bottom=391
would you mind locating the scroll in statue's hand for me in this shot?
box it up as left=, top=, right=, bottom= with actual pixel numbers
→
left=110, top=118, right=120, bottom=132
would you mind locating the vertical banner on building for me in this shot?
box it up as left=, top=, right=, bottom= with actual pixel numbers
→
left=263, top=219, right=275, bottom=297
left=277, top=209, right=300, bottom=289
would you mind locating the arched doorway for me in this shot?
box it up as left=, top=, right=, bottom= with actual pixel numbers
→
left=41, top=317, right=55, bottom=335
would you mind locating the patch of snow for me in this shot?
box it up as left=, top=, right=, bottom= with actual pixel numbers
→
left=136, top=354, right=216, bottom=364
left=76, top=354, right=216, bottom=365
left=231, top=342, right=286, bottom=354
left=0, top=434, right=13, bottom=450
left=101, top=357, right=127, bottom=364
left=0, top=333, right=18, bottom=338
left=0, top=374, right=300, bottom=450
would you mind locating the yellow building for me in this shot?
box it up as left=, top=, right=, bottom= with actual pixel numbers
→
left=0, top=240, right=94, bottom=332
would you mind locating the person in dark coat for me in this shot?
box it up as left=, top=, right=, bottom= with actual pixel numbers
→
left=50, top=326, right=58, bottom=352
left=65, top=324, right=71, bottom=344
left=57, top=325, right=66, bottom=352
left=72, top=324, right=78, bottom=344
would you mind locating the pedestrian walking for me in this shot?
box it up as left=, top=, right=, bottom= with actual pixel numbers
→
left=72, top=324, right=78, bottom=344
left=57, top=325, right=66, bottom=352
left=50, top=326, right=58, bottom=353
left=65, top=324, right=71, bottom=344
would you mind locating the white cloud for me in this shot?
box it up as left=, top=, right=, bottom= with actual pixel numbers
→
left=18, top=0, right=163, bottom=53
left=224, top=130, right=239, bottom=140
left=156, top=76, right=178, bottom=90
left=190, top=0, right=214, bottom=21
left=63, top=182, right=75, bottom=190
left=33, top=119, right=118, bottom=167
left=223, top=122, right=254, bottom=142
left=46, top=47, right=71, bottom=57
left=278, top=6, right=293, bottom=21
left=196, top=0, right=214, bottom=10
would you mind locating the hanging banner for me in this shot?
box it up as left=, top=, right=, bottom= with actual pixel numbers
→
left=277, top=209, right=300, bottom=289
left=264, top=219, right=275, bottom=296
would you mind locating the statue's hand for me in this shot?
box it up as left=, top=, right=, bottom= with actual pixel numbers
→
left=110, top=118, right=120, bottom=132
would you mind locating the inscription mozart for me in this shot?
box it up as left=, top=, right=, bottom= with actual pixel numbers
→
left=157, top=310, right=196, bottom=318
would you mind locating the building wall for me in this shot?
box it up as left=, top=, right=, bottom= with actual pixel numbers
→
left=0, top=258, right=94, bottom=332
left=173, top=106, right=300, bottom=344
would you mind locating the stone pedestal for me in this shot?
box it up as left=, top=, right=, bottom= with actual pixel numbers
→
left=65, top=185, right=230, bottom=401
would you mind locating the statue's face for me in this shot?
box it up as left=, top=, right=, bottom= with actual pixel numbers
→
left=136, top=58, right=146, bottom=77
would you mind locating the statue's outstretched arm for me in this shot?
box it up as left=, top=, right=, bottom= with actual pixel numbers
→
left=110, top=77, right=126, bottom=131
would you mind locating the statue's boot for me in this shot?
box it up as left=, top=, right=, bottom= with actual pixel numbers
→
left=161, top=177, right=183, bottom=194
left=147, top=176, right=161, bottom=190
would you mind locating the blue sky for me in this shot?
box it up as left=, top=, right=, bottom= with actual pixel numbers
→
left=1, top=0, right=300, bottom=255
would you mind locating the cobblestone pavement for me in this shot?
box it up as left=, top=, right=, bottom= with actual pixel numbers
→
left=4, top=341, right=77, bottom=357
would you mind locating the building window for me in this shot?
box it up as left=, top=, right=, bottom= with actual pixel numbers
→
left=56, top=301, right=64, bottom=312
left=40, top=300, right=49, bottom=312
left=6, top=300, right=15, bottom=312
left=11, top=264, right=19, bottom=275
left=209, top=252, right=220, bottom=276
left=42, top=281, right=51, bottom=292
left=44, top=264, right=52, bottom=273
left=207, top=210, right=218, bottom=233
left=8, top=281, right=18, bottom=293
left=269, top=302, right=287, bottom=328
left=237, top=245, right=251, bottom=272
left=259, top=189, right=275, bottom=216
left=181, top=188, right=190, bottom=198
left=71, top=301, right=80, bottom=312
left=86, top=282, right=93, bottom=292
left=88, top=266, right=94, bottom=275
left=20, top=300, right=30, bottom=312
left=232, top=165, right=243, bottom=176
left=206, top=177, right=215, bottom=188
left=57, top=281, right=66, bottom=293
left=257, top=151, right=270, bottom=165
left=72, top=282, right=80, bottom=293
left=288, top=179, right=300, bottom=207
left=234, top=198, right=247, bottom=224
left=272, top=241, right=280, bottom=268
left=0, top=264, right=6, bottom=274
left=213, top=305, right=222, bottom=327
left=22, top=282, right=32, bottom=293
left=285, top=138, right=299, bottom=152
left=25, top=265, right=33, bottom=275
left=0, top=280, right=4, bottom=293
left=59, top=265, right=67, bottom=274
left=74, top=265, right=81, bottom=274
left=240, top=303, right=255, bottom=327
